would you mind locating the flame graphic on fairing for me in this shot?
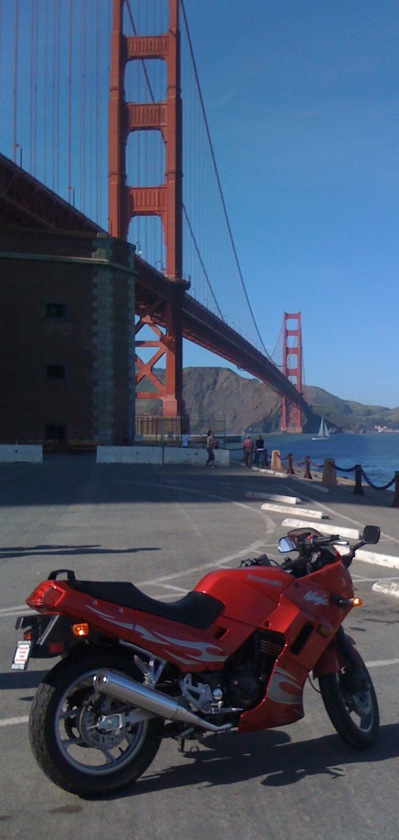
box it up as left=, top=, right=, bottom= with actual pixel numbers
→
left=134, top=624, right=226, bottom=664
left=87, top=604, right=136, bottom=631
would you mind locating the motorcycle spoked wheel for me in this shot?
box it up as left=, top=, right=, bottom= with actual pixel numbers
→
left=318, top=647, right=379, bottom=749
left=29, top=648, right=164, bottom=797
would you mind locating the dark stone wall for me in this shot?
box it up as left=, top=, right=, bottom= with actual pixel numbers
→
left=0, top=228, right=136, bottom=445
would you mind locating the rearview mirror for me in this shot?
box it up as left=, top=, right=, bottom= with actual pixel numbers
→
left=361, top=525, right=380, bottom=545
left=278, top=536, right=296, bottom=553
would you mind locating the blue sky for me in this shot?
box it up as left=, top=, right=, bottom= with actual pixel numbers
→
left=182, top=0, right=398, bottom=408
left=0, top=1, right=397, bottom=409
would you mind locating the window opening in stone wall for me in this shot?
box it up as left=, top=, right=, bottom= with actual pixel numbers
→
left=45, top=424, right=67, bottom=442
left=45, top=303, right=66, bottom=318
left=46, top=364, right=66, bottom=380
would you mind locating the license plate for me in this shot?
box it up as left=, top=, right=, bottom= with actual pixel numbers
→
left=11, top=640, right=32, bottom=670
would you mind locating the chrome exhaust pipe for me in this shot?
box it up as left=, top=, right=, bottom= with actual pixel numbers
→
left=93, top=670, right=231, bottom=733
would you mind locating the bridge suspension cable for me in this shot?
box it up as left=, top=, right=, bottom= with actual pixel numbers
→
left=1, top=0, right=278, bottom=367
left=180, top=0, right=269, bottom=359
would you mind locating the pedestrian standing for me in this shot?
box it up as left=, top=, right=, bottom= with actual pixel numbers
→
left=242, top=435, right=254, bottom=467
left=181, top=429, right=189, bottom=447
left=255, top=434, right=265, bottom=466
left=205, top=429, right=216, bottom=468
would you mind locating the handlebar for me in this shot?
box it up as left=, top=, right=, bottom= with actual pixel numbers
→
left=298, top=533, right=340, bottom=549
left=281, top=532, right=362, bottom=573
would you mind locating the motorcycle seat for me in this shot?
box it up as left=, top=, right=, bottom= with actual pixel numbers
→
left=71, top=579, right=224, bottom=630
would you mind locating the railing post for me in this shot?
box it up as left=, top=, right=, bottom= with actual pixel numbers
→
left=353, top=464, right=364, bottom=495
left=392, top=471, right=399, bottom=507
left=271, top=450, right=282, bottom=472
left=322, top=458, right=337, bottom=486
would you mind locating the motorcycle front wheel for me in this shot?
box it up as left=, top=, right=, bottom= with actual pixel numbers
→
left=29, top=648, right=164, bottom=796
left=318, top=646, right=379, bottom=749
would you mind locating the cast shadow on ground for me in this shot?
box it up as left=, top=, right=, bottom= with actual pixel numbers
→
left=95, top=722, right=399, bottom=802
left=1, top=669, right=50, bottom=691
left=0, top=545, right=160, bottom=561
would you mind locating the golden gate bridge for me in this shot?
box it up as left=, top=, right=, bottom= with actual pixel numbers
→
left=0, top=0, right=312, bottom=439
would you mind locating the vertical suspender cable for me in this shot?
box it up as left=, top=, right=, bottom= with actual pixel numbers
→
left=52, top=1, right=61, bottom=193
left=0, top=2, right=2, bottom=101
left=67, top=0, right=73, bottom=203
left=30, top=4, right=33, bottom=171
left=80, top=0, right=86, bottom=212
left=51, top=1, right=55, bottom=189
left=96, top=1, right=101, bottom=223
left=43, top=0, right=49, bottom=183
left=31, top=0, right=38, bottom=176
left=88, top=1, right=94, bottom=219
left=13, top=0, right=19, bottom=164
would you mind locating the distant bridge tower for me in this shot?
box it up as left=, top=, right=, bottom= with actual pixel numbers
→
left=108, top=0, right=186, bottom=419
left=281, top=312, right=303, bottom=433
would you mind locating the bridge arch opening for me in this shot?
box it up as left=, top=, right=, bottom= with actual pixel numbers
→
left=126, top=130, right=165, bottom=187
left=124, top=58, right=167, bottom=104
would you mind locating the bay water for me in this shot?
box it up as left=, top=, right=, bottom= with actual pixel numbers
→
left=230, top=432, right=399, bottom=490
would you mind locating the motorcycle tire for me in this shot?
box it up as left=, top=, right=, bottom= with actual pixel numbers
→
left=29, top=647, right=164, bottom=796
left=318, top=646, right=379, bottom=749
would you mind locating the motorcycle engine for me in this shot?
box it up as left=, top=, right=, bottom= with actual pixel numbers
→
left=226, top=667, right=261, bottom=709
left=223, top=630, right=285, bottom=711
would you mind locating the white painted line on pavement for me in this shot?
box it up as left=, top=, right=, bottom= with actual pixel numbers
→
left=372, top=580, right=399, bottom=598
left=0, top=716, right=29, bottom=727
left=0, top=606, right=35, bottom=619
left=262, top=505, right=328, bottom=519
left=282, top=519, right=359, bottom=539
left=366, top=658, right=399, bottom=667
left=356, top=550, right=399, bottom=570
left=0, top=605, right=32, bottom=615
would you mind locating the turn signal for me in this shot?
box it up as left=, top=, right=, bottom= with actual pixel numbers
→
left=72, top=623, right=89, bottom=637
left=350, top=597, right=362, bottom=607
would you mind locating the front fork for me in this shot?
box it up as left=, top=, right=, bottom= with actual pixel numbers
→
left=313, top=627, right=356, bottom=678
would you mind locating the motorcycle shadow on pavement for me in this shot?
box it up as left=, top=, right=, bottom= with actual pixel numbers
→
left=1, top=669, right=50, bottom=691
left=96, top=723, right=399, bottom=801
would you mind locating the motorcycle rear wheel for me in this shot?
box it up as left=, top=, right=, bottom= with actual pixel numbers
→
left=29, top=648, right=164, bottom=796
left=319, top=647, right=379, bottom=749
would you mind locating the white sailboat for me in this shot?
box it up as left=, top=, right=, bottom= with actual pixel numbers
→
left=312, top=417, right=330, bottom=441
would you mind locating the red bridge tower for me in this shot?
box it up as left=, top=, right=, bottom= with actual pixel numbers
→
left=108, top=0, right=186, bottom=419
left=281, top=312, right=303, bottom=433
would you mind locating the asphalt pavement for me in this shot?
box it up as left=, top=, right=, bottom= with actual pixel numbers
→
left=1, top=454, right=399, bottom=840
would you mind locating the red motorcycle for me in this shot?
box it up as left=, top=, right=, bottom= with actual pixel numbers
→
left=12, top=524, right=380, bottom=797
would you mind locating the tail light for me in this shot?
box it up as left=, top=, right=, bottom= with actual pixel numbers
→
left=27, top=581, right=64, bottom=611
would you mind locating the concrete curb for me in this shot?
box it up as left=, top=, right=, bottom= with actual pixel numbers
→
left=245, top=492, right=302, bottom=504
left=262, top=504, right=328, bottom=520
left=96, top=445, right=229, bottom=467
left=251, top=465, right=331, bottom=492
left=0, top=444, right=43, bottom=463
